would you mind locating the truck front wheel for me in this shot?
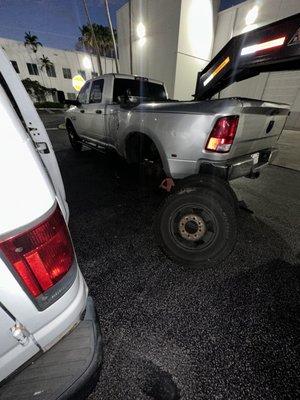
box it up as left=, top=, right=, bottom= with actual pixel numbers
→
left=155, top=187, right=237, bottom=266
left=66, top=122, right=82, bottom=152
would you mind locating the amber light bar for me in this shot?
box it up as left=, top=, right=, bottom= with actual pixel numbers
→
left=241, top=36, right=286, bottom=56
left=203, top=56, right=230, bottom=86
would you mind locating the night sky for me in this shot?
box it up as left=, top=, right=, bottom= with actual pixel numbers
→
left=0, top=0, right=245, bottom=50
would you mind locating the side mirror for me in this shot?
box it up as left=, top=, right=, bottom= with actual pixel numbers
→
left=57, top=90, right=65, bottom=104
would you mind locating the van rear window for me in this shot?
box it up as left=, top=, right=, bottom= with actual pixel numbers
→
left=0, top=72, right=26, bottom=129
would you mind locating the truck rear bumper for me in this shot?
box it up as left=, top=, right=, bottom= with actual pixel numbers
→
left=0, top=296, right=102, bottom=400
left=167, top=149, right=278, bottom=180
left=199, top=149, right=278, bottom=180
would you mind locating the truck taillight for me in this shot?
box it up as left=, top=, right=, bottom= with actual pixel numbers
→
left=206, top=116, right=239, bottom=153
left=0, top=205, right=74, bottom=297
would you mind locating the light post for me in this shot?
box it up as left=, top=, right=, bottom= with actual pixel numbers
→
left=104, top=0, right=120, bottom=73
left=82, top=0, right=103, bottom=75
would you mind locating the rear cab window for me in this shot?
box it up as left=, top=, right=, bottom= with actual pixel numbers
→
left=113, top=78, right=167, bottom=103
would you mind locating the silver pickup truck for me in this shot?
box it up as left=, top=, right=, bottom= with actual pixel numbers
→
left=65, top=75, right=287, bottom=180
left=64, top=13, right=300, bottom=266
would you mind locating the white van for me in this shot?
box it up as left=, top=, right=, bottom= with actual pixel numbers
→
left=0, top=48, right=102, bottom=399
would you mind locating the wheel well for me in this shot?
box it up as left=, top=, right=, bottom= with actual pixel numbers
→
left=65, top=118, right=73, bottom=129
left=125, top=132, right=162, bottom=164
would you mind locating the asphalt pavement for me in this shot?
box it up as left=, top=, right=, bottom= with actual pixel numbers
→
left=43, top=112, right=300, bottom=400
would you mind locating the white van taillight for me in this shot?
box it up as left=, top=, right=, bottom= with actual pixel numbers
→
left=0, top=205, right=74, bottom=297
left=206, top=116, right=239, bottom=153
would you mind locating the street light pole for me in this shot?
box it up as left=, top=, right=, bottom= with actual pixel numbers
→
left=82, top=0, right=103, bottom=75
left=104, top=0, right=119, bottom=73
left=129, top=0, right=133, bottom=74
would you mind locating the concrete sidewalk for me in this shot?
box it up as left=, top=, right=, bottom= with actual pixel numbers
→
left=272, top=129, right=300, bottom=171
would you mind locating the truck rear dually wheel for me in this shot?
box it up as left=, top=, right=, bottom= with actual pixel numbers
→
left=155, top=187, right=237, bottom=266
left=174, top=174, right=238, bottom=212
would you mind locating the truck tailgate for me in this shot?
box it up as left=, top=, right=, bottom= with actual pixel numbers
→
left=232, top=98, right=290, bottom=157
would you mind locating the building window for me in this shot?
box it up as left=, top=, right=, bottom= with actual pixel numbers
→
left=46, top=64, right=56, bottom=77
left=67, top=92, right=76, bottom=100
left=27, top=63, right=39, bottom=76
left=91, top=72, right=98, bottom=79
left=11, top=60, right=19, bottom=73
left=63, top=67, right=71, bottom=79
left=89, top=79, right=104, bottom=103
left=78, top=70, right=86, bottom=80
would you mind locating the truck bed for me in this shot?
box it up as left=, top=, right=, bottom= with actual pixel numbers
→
left=133, top=97, right=290, bottom=179
left=227, top=97, right=290, bottom=158
left=137, top=97, right=290, bottom=157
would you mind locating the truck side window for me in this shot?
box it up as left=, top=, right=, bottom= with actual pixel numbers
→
left=89, top=79, right=104, bottom=104
left=78, top=82, right=90, bottom=104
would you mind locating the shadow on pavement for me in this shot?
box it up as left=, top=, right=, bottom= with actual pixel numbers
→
left=54, top=147, right=299, bottom=400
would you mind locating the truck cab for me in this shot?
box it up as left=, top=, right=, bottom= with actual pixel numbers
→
left=65, top=73, right=167, bottom=148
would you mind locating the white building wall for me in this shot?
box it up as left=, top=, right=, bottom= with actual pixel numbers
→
left=174, top=0, right=220, bottom=99
left=213, top=0, right=300, bottom=129
left=117, top=0, right=182, bottom=98
left=117, top=0, right=299, bottom=126
left=117, top=0, right=219, bottom=99
left=0, top=37, right=117, bottom=101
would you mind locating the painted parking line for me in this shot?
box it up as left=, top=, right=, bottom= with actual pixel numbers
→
left=46, top=124, right=66, bottom=131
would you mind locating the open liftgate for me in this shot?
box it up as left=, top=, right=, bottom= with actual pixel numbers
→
left=195, top=12, right=300, bottom=100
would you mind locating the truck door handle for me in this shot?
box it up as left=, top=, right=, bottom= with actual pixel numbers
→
left=95, top=110, right=102, bottom=114
left=266, top=120, right=275, bottom=134
left=80, top=109, right=85, bottom=113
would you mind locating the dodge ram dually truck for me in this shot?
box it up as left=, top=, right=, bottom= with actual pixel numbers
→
left=65, top=13, right=300, bottom=266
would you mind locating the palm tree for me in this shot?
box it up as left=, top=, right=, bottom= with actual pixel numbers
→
left=24, top=31, right=46, bottom=88
left=78, top=24, right=114, bottom=53
left=24, top=31, right=42, bottom=53
left=40, top=55, right=53, bottom=71
left=96, top=26, right=113, bottom=73
left=77, top=24, right=117, bottom=73
left=40, top=55, right=54, bottom=97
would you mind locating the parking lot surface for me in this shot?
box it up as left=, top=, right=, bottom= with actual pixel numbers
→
left=44, top=113, right=300, bottom=400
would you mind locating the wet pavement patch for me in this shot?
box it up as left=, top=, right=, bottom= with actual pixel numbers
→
left=142, top=361, right=180, bottom=400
